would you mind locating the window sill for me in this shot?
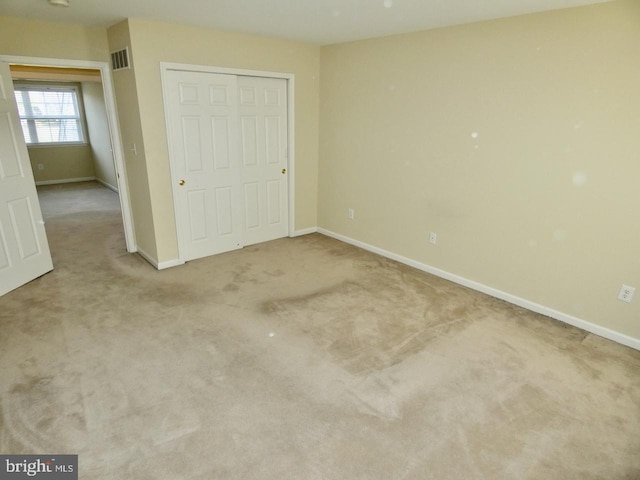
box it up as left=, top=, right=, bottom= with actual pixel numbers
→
left=26, top=143, right=89, bottom=149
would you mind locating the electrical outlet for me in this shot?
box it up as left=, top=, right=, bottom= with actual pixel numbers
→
left=618, top=284, right=635, bottom=303
left=348, top=208, right=355, bottom=220
left=429, top=232, right=437, bottom=245
left=38, top=163, right=44, bottom=171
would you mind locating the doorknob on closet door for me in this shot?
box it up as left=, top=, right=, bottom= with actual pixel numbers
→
left=282, top=169, right=286, bottom=174
left=179, top=179, right=185, bottom=186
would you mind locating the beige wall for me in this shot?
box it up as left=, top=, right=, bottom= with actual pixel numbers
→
left=3, top=9, right=637, bottom=342
left=0, top=16, right=111, bottom=188
left=28, top=145, right=95, bottom=183
left=110, top=18, right=320, bottom=264
left=82, top=82, right=118, bottom=190
left=106, top=20, right=153, bottom=259
left=0, top=16, right=108, bottom=61
left=13, top=78, right=96, bottom=184
left=319, top=1, right=640, bottom=339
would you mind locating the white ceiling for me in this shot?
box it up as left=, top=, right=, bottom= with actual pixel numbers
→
left=3, top=0, right=615, bottom=45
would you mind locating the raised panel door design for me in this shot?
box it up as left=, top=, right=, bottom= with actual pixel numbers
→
left=211, top=116, right=231, bottom=170
left=265, top=116, right=281, bottom=165
left=0, top=63, right=53, bottom=297
left=165, top=70, right=288, bottom=261
left=165, top=70, right=242, bottom=261
left=181, top=116, right=203, bottom=172
left=0, top=223, right=11, bottom=271
left=264, top=88, right=280, bottom=106
left=209, top=86, right=228, bottom=106
left=215, top=187, right=233, bottom=236
left=244, top=182, right=260, bottom=230
left=240, top=116, right=258, bottom=167
left=239, top=87, right=256, bottom=106
left=187, top=190, right=207, bottom=242
left=8, top=197, right=40, bottom=260
left=266, top=180, right=281, bottom=225
left=0, top=113, right=23, bottom=179
left=179, top=84, right=199, bottom=104
left=238, top=76, right=288, bottom=247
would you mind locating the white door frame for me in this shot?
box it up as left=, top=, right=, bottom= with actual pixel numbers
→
left=0, top=55, right=136, bottom=253
left=160, top=62, right=295, bottom=263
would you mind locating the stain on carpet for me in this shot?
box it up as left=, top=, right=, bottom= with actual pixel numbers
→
left=266, top=278, right=475, bottom=375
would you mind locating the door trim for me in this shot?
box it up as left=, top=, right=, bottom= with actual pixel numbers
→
left=160, top=62, right=295, bottom=263
left=0, top=55, right=136, bottom=253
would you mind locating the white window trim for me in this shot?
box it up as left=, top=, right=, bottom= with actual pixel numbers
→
left=14, top=82, right=88, bottom=147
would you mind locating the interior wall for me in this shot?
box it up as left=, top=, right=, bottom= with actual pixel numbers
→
left=110, top=18, right=320, bottom=265
left=106, top=20, right=155, bottom=260
left=0, top=18, right=117, bottom=187
left=82, top=81, right=118, bottom=190
left=14, top=78, right=97, bottom=185
left=0, top=16, right=108, bottom=61
left=1, top=16, right=139, bottom=255
left=0, top=17, right=110, bottom=186
left=28, top=145, right=95, bottom=183
left=319, top=1, right=640, bottom=340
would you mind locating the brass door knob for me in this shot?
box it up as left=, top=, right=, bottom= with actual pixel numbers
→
left=179, top=179, right=185, bottom=186
left=282, top=169, right=286, bottom=174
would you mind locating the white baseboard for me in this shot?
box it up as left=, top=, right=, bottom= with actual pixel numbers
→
left=36, top=176, right=96, bottom=186
left=317, top=228, right=640, bottom=351
left=137, top=247, right=184, bottom=270
left=96, top=178, right=118, bottom=193
left=292, top=227, right=318, bottom=237
left=136, top=247, right=158, bottom=269
left=157, top=258, right=184, bottom=270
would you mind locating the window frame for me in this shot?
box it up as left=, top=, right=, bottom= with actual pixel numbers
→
left=13, top=82, right=88, bottom=147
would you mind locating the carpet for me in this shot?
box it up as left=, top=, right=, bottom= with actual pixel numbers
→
left=0, top=181, right=639, bottom=479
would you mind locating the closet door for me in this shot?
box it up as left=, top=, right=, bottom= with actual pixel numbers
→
left=164, top=69, right=289, bottom=262
left=165, top=70, right=242, bottom=261
left=238, top=76, right=289, bottom=246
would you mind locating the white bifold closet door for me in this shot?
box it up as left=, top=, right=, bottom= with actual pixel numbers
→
left=165, top=70, right=288, bottom=262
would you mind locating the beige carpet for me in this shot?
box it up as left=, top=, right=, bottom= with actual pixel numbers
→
left=1, top=181, right=639, bottom=479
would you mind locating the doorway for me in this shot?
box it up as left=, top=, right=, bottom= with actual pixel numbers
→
left=0, top=54, right=135, bottom=254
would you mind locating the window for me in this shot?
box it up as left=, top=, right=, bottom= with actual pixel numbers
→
left=14, top=84, right=86, bottom=145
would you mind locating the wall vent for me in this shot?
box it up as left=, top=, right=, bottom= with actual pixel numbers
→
left=110, top=47, right=130, bottom=71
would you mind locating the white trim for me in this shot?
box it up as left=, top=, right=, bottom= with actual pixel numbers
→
left=160, top=66, right=187, bottom=264
left=157, top=258, right=185, bottom=270
left=137, top=246, right=184, bottom=270
left=293, top=227, right=318, bottom=237
left=317, top=228, right=640, bottom=352
left=136, top=247, right=158, bottom=268
left=96, top=178, right=118, bottom=192
left=286, top=77, right=295, bottom=237
left=160, top=62, right=295, bottom=263
left=160, top=62, right=293, bottom=79
left=15, top=82, right=87, bottom=144
left=0, top=55, right=137, bottom=254
left=36, top=176, right=95, bottom=185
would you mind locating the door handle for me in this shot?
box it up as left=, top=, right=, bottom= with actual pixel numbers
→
left=282, top=169, right=286, bottom=174
left=179, top=179, right=185, bottom=186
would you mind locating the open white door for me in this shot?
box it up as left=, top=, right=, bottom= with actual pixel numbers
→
left=0, top=61, right=53, bottom=297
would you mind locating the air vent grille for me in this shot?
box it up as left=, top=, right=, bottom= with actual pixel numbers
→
left=110, top=47, right=130, bottom=71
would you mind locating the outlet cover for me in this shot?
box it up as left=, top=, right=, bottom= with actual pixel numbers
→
left=618, top=284, right=635, bottom=303
left=429, top=232, right=437, bottom=245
